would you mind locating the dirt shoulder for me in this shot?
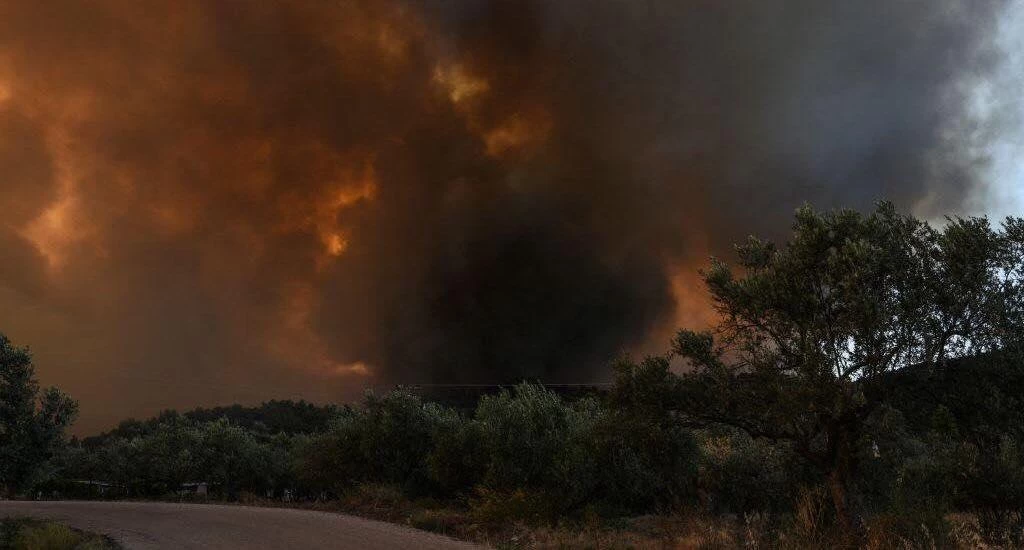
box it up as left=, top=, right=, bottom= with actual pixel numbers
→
left=0, top=500, right=481, bottom=550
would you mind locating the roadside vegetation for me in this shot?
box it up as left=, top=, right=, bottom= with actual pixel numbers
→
left=0, top=518, right=118, bottom=550
left=3, top=203, right=1023, bottom=548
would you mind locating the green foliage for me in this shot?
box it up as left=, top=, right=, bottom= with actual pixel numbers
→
left=194, top=418, right=263, bottom=495
left=856, top=404, right=978, bottom=517
left=0, top=519, right=116, bottom=550
left=425, top=408, right=487, bottom=495
left=474, top=384, right=601, bottom=504
left=301, top=382, right=701, bottom=519
left=3, top=201, right=1020, bottom=550
left=591, top=410, right=697, bottom=512
left=671, top=203, right=1024, bottom=530
left=0, top=333, right=78, bottom=495
left=696, top=428, right=803, bottom=514
left=298, top=390, right=448, bottom=494
left=868, top=352, right=1024, bottom=513
left=598, top=357, right=699, bottom=512
left=62, top=413, right=303, bottom=498
left=29, top=204, right=1024, bottom=535
left=969, top=436, right=1024, bottom=512
left=83, top=400, right=337, bottom=447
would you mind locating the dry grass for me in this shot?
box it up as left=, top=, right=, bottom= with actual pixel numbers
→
left=0, top=518, right=118, bottom=550
left=496, top=510, right=1021, bottom=550
left=146, top=485, right=1024, bottom=549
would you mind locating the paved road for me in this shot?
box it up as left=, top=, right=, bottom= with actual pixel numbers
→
left=0, top=501, right=482, bottom=549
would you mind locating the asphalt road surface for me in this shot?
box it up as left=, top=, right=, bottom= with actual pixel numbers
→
left=0, top=501, right=482, bottom=549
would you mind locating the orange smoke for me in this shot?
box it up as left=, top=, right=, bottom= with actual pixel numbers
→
left=0, top=0, right=999, bottom=433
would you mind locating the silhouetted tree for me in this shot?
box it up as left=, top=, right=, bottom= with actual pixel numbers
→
left=672, top=203, right=1023, bottom=534
left=0, top=333, right=78, bottom=494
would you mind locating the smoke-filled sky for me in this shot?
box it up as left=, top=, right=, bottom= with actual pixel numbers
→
left=0, top=0, right=1019, bottom=433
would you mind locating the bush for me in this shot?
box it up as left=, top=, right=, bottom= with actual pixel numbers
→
left=696, top=428, right=802, bottom=514
left=44, top=353, right=1024, bottom=539
left=0, top=519, right=114, bottom=550
left=591, top=409, right=698, bottom=513
left=194, top=418, right=263, bottom=496
left=258, top=432, right=302, bottom=497
left=473, top=384, right=602, bottom=514
left=597, top=357, right=701, bottom=512
left=299, top=390, right=449, bottom=495
left=426, top=409, right=487, bottom=495
left=968, top=436, right=1024, bottom=512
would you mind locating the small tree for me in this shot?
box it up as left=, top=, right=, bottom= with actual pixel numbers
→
left=0, top=333, right=78, bottom=494
left=672, top=203, right=1023, bottom=533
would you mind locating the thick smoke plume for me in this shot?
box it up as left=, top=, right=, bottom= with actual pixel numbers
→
left=0, top=0, right=1007, bottom=431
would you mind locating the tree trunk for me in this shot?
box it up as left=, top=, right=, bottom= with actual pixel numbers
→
left=826, top=421, right=866, bottom=541
left=827, top=467, right=854, bottom=534
left=827, top=455, right=866, bottom=541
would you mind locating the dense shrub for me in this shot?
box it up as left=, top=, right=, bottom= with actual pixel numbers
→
left=474, top=384, right=602, bottom=505
left=78, top=421, right=201, bottom=497
left=298, top=390, right=450, bottom=495
left=696, top=428, right=803, bottom=514
left=300, top=382, right=703, bottom=520
left=52, top=355, right=1024, bottom=537
left=598, top=357, right=700, bottom=512
left=60, top=416, right=303, bottom=498
left=425, top=408, right=486, bottom=495
left=967, top=435, right=1024, bottom=513
left=193, top=418, right=264, bottom=496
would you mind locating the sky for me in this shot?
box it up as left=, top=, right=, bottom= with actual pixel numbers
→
left=975, top=0, right=1024, bottom=220
left=0, top=0, right=1019, bottom=434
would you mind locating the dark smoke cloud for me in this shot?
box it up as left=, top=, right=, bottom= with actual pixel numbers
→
left=0, top=0, right=1006, bottom=431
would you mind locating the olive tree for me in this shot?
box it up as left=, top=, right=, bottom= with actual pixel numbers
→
left=672, top=203, right=1023, bottom=532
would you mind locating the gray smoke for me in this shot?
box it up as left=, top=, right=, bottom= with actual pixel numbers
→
left=0, top=0, right=1007, bottom=431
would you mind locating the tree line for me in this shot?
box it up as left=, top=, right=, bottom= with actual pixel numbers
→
left=2, top=203, right=1022, bottom=545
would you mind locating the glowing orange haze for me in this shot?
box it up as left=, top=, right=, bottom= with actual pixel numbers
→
left=0, top=1, right=706, bottom=433
left=0, top=0, right=1002, bottom=433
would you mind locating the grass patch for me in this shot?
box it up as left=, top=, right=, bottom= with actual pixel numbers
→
left=303, top=485, right=1024, bottom=549
left=0, top=518, right=118, bottom=550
